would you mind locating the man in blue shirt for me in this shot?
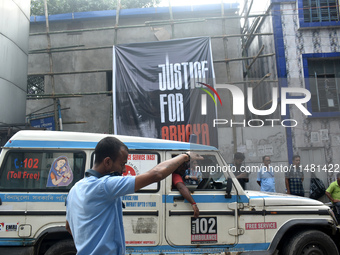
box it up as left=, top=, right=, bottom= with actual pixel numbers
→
left=66, top=137, right=198, bottom=255
left=257, top=156, right=276, bottom=192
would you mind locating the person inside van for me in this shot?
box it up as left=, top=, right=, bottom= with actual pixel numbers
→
left=184, top=160, right=202, bottom=185
left=172, top=161, right=200, bottom=218
left=231, top=152, right=248, bottom=189
left=65, top=136, right=202, bottom=255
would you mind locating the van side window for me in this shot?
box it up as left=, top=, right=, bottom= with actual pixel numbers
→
left=0, top=151, right=85, bottom=191
left=172, top=154, right=230, bottom=190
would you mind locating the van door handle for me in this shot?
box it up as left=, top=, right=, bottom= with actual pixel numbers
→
left=173, top=196, right=185, bottom=201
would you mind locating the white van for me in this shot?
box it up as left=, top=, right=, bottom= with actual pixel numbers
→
left=0, top=130, right=339, bottom=255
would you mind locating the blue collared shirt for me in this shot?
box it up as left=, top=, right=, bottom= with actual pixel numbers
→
left=66, top=175, right=135, bottom=255
left=257, top=166, right=275, bottom=192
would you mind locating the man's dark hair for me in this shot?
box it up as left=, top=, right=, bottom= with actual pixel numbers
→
left=262, top=155, right=270, bottom=161
left=94, top=137, right=128, bottom=164
left=234, top=152, right=245, bottom=161
left=292, top=155, right=300, bottom=161
left=337, top=172, right=340, bottom=179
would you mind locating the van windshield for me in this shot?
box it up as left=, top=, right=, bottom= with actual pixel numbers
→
left=0, top=150, right=85, bottom=191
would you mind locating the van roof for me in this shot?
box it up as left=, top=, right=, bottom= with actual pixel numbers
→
left=4, top=130, right=217, bottom=151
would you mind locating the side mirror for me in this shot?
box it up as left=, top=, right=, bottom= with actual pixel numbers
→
left=225, top=178, right=232, bottom=199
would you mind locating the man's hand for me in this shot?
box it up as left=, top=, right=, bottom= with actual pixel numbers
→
left=192, top=204, right=199, bottom=218
left=186, top=151, right=204, bottom=161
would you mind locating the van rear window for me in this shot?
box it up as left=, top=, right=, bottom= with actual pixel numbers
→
left=0, top=151, right=85, bottom=191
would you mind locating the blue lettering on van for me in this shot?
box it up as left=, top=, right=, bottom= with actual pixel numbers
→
left=122, top=195, right=138, bottom=201
left=125, top=202, right=156, bottom=207
left=0, top=194, right=67, bottom=202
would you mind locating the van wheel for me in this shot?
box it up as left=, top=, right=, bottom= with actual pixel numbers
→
left=281, top=230, right=338, bottom=255
left=44, top=239, right=76, bottom=255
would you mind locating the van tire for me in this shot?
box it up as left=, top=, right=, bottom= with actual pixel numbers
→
left=44, top=239, right=76, bottom=255
left=281, top=230, right=338, bottom=255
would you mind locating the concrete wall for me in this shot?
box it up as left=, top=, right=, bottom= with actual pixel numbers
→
left=0, top=0, right=30, bottom=126
left=27, top=4, right=243, bottom=134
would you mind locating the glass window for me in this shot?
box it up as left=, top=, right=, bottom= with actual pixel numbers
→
left=27, top=75, right=45, bottom=95
left=0, top=151, right=85, bottom=191
left=308, top=58, right=340, bottom=113
left=303, top=0, right=339, bottom=23
left=172, top=153, right=232, bottom=191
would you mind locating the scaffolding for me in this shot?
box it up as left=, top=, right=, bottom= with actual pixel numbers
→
left=27, top=0, right=275, bottom=143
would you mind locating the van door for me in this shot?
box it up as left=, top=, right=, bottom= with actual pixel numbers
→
left=122, top=152, right=162, bottom=250
left=0, top=152, right=27, bottom=243
left=0, top=150, right=86, bottom=243
left=0, top=150, right=36, bottom=243
left=165, top=151, right=238, bottom=249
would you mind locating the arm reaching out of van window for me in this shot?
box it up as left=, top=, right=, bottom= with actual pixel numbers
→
left=171, top=160, right=200, bottom=218
left=175, top=181, right=199, bottom=218
left=134, top=152, right=203, bottom=192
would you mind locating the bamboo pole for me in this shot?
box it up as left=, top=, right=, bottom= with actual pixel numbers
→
left=213, top=53, right=275, bottom=63
left=43, top=0, right=59, bottom=130
left=227, top=79, right=278, bottom=85
left=28, top=53, right=275, bottom=77
left=241, top=0, right=254, bottom=34
left=62, top=121, right=87, bottom=124
left=30, top=15, right=269, bottom=37
left=252, top=73, right=271, bottom=91
left=168, top=0, right=174, bottom=38
left=211, top=33, right=273, bottom=39
left=246, top=45, right=265, bottom=70
left=29, top=34, right=273, bottom=54
left=27, top=91, right=112, bottom=100
left=114, top=0, right=121, bottom=46
left=29, top=69, right=112, bottom=76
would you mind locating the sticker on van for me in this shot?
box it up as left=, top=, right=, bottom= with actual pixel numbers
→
left=191, top=217, right=217, bottom=244
left=46, top=156, right=73, bottom=187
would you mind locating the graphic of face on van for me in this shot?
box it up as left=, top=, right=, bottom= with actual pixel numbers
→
left=46, top=156, right=74, bottom=187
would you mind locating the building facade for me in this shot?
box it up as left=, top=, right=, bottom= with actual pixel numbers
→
left=245, top=0, right=340, bottom=196
left=27, top=3, right=242, bottom=134
left=0, top=0, right=30, bottom=145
